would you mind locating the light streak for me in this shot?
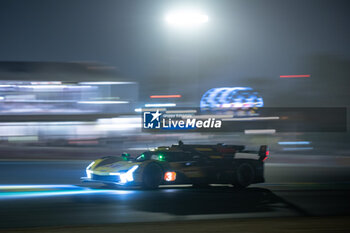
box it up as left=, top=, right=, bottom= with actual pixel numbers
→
left=78, top=101, right=129, bottom=104
left=0, top=185, right=132, bottom=199
left=150, top=95, right=182, bottom=98
left=280, top=75, right=311, bottom=78
left=278, top=141, right=311, bottom=145
left=145, top=103, right=176, bottom=107
left=244, top=129, right=276, bottom=134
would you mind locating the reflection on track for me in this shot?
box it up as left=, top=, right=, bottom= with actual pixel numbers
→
left=0, top=185, right=133, bottom=199
left=0, top=184, right=305, bottom=216
left=2, top=184, right=349, bottom=228
left=1, top=160, right=350, bottom=228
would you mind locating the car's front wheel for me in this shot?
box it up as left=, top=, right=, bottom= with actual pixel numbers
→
left=142, top=163, right=163, bottom=189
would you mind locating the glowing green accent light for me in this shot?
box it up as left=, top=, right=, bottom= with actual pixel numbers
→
left=122, top=153, right=130, bottom=161
left=158, top=154, right=165, bottom=161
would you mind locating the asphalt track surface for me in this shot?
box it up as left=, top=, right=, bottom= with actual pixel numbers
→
left=0, top=159, right=350, bottom=229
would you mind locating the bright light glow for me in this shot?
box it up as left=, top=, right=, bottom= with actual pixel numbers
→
left=79, top=82, right=136, bottom=85
left=97, top=117, right=141, bottom=124
left=282, top=147, right=314, bottom=151
left=2, top=100, right=76, bottom=103
left=165, top=10, right=208, bottom=27
left=30, top=81, right=62, bottom=85
left=166, top=110, right=197, bottom=114
left=150, top=95, right=182, bottom=99
left=18, top=85, right=92, bottom=89
left=127, top=147, right=150, bottom=151
left=280, top=75, right=311, bottom=78
left=164, top=172, right=176, bottom=182
left=183, top=114, right=232, bottom=119
left=110, top=165, right=139, bottom=184
left=96, top=117, right=142, bottom=131
left=86, top=170, right=93, bottom=179
left=0, top=190, right=103, bottom=199
left=86, top=161, right=95, bottom=178
left=78, top=101, right=129, bottom=104
left=222, top=117, right=280, bottom=121
left=145, top=103, right=176, bottom=107
left=125, top=165, right=139, bottom=182
left=0, top=121, right=87, bottom=126
left=0, top=185, right=76, bottom=189
left=86, top=161, right=95, bottom=170
left=244, top=129, right=276, bottom=134
left=278, top=141, right=311, bottom=145
left=0, top=85, right=15, bottom=87
left=200, top=87, right=264, bottom=110
left=135, top=108, right=167, bottom=112
left=158, top=154, right=165, bottom=161
left=0, top=185, right=133, bottom=199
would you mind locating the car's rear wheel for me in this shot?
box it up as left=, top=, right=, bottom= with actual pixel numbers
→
left=233, top=162, right=255, bottom=189
left=142, top=163, right=163, bottom=189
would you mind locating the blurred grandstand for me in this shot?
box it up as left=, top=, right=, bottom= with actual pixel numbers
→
left=0, top=61, right=138, bottom=116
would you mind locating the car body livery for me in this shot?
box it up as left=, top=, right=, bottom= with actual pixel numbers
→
left=81, top=141, right=268, bottom=189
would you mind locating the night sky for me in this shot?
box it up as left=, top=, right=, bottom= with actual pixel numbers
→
left=0, top=0, right=349, bottom=105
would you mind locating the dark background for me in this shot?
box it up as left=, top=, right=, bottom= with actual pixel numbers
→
left=0, top=0, right=349, bottom=105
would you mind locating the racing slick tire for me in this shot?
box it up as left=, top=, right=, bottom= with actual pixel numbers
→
left=142, top=163, right=163, bottom=190
left=233, top=162, right=255, bottom=189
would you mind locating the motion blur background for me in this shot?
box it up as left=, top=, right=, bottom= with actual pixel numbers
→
left=1, top=0, right=350, bottom=231
left=0, top=0, right=349, bottom=159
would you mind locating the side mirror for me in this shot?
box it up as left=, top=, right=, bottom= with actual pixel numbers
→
left=121, top=153, right=130, bottom=161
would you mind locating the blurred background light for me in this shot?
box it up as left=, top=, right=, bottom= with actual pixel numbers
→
left=78, top=101, right=129, bottom=104
left=145, top=103, right=176, bottom=107
left=280, top=75, right=311, bottom=78
left=165, top=9, right=208, bottom=28
left=278, top=141, right=311, bottom=145
left=150, top=95, right=182, bottom=99
left=200, top=87, right=264, bottom=110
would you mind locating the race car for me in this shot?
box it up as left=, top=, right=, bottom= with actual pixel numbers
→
left=81, top=141, right=268, bottom=189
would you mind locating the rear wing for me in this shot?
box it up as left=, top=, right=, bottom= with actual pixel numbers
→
left=234, top=145, right=269, bottom=161
left=172, top=141, right=268, bottom=161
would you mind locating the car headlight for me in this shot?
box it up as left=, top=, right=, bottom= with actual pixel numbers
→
left=86, top=161, right=95, bottom=178
left=109, top=165, right=139, bottom=184
left=86, top=170, right=93, bottom=179
left=86, top=161, right=95, bottom=170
